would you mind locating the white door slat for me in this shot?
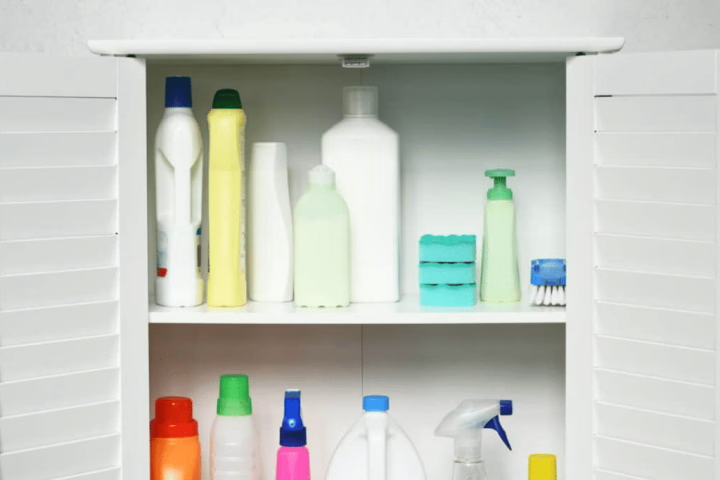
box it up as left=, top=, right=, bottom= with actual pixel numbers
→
left=57, top=467, right=121, bottom=480
left=0, top=367, right=119, bottom=417
left=594, top=469, right=646, bottom=480
left=596, top=336, right=715, bottom=386
left=0, top=55, right=117, bottom=98
left=595, top=51, right=717, bottom=96
left=0, top=434, right=120, bottom=480
left=595, top=132, right=716, bottom=168
left=0, top=132, right=116, bottom=168
left=0, top=236, right=117, bottom=275
left=0, top=335, right=118, bottom=383
left=0, top=166, right=117, bottom=202
left=595, top=166, right=716, bottom=205
left=596, top=200, right=715, bottom=241
left=0, top=97, right=116, bottom=133
left=596, top=402, right=715, bottom=456
left=596, top=369, right=714, bottom=421
left=0, top=199, right=117, bottom=240
left=595, top=234, right=715, bottom=278
left=0, top=301, right=118, bottom=347
left=0, top=267, right=117, bottom=311
left=595, top=96, right=716, bottom=133
left=0, top=401, right=119, bottom=454
left=596, top=302, right=715, bottom=350
left=596, top=269, right=715, bottom=313
left=595, top=436, right=714, bottom=479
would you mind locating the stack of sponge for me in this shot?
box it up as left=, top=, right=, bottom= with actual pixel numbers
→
left=419, top=235, right=477, bottom=307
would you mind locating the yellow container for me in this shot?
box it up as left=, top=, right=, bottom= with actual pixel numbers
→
left=207, top=89, right=247, bottom=307
left=529, top=454, right=557, bottom=480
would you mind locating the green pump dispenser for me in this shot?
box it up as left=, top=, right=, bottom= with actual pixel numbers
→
left=481, top=169, right=521, bottom=303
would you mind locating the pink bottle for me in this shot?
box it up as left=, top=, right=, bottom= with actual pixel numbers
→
left=276, top=390, right=310, bottom=480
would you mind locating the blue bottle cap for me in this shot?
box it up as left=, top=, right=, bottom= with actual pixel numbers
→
left=279, top=390, right=306, bottom=447
left=165, top=76, right=192, bottom=108
left=500, top=399, right=513, bottom=415
left=363, top=395, right=390, bottom=412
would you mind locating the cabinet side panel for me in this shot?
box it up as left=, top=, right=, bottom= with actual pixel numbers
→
left=566, top=54, right=596, bottom=480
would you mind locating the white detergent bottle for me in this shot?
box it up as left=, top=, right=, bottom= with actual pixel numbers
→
left=154, top=76, right=204, bottom=307
left=435, top=399, right=513, bottom=480
left=325, top=395, right=426, bottom=480
left=248, top=142, right=293, bottom=302
left=322, top=86, right=400, bottom=303
left=211, top=375, right=260, bottom=480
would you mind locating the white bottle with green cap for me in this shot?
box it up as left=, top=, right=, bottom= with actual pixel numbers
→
left=211, top=374, right=259, bottom=480
left=480, top=169, right=521, bottom=303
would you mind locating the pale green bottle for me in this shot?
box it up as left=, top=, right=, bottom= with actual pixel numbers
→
left=480, top=169, right=521, bottom=303
left=294, top=165, right=350, bottom=307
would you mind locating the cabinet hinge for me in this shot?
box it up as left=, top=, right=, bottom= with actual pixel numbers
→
left=339, top=54, right=373, bottom=68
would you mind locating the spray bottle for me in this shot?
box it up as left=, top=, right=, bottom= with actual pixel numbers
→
left=435, top=399, right=513, bottom=480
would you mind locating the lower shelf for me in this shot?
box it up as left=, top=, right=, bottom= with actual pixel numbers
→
left=148, top=296, right=566, bottom=324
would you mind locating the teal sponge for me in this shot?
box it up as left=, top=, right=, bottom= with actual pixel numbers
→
left=420, top=284, right=477, bottom=307
left=419, top=235, right=476, bottom=263
left=419, top=262, right=476, bottom=285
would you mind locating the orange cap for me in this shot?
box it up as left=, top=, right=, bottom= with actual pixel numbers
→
left=150, top=396, right=198, bottom=438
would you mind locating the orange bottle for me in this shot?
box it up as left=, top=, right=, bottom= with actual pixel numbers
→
left=150, top=396, right=201, bottom=480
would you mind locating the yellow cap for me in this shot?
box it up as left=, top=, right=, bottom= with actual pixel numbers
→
left=529, top=454, right=557, bottom=480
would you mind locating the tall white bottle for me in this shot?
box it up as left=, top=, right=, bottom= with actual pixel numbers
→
left=322, top=86, right=400, bottom=303
left=154, top=76, right=204, bottom=307
left=247, top=142, right=293, bottom=302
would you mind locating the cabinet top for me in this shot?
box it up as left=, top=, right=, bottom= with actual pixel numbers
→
left=88, top=37, right=624, bottom=64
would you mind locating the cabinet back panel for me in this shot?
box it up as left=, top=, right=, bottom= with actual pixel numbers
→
left=150, top=323, right=564, bottom=480
left=146, top=63, right=566, bottom=296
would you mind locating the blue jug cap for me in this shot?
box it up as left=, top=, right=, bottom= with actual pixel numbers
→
left=165, top=76, right=192, bottom=108
left=363, top=395, right=389, bottom=412
left=279, top=390, right=306, bottom=447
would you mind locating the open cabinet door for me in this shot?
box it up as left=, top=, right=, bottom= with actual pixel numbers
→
left=0, top=55, right=148, bottom=480
left=567, top=50, right=719, bottom=479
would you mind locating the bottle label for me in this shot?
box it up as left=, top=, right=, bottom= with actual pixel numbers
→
left=157, top=231, right=168, bottom=277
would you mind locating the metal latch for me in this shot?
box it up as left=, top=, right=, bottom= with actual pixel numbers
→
left=339, top=54, right=372, bottom=68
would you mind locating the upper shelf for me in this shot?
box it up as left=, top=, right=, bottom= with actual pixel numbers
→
left=88, top=37, right=624, bottom=64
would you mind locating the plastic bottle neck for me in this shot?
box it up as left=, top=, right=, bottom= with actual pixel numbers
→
left=344, top=111, right=377, bottom=119
left=308, top=182, right=335, bottom=192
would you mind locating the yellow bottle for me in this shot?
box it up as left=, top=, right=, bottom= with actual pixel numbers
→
left=207, top=89, right=247, bottom=307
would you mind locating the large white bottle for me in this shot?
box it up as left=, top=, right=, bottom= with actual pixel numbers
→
left=211, top=375, right=260, bottom=480
left=154, top=76, right=204, bottom=307
left=326, top=395, right=426, bottom=480
left=322, top=86, right=400, bottom=303
left=247, top=142, right=293, bottom=302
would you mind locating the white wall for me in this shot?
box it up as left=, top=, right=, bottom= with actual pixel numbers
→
left=1, top=0, right=718, bottom=55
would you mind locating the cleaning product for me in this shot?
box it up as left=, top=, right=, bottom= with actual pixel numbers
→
left=294, top=165, right=350, bottom=308
left=530, top=259, right=566, bottom=306
left=435, top=399, right=513, bottom=480
left=154, top=76, right=204, bottom=307
left=248, top=142, right=293, bottom=302
left=528, top=454, right=556, bottom=480
left=325, top=395, right=426, bottom=480
left=322, top=86, right=400, bottom=303
left=480, top=170, right=520, bottom=303
left=207, top=89, right=248, bottom=307
left=211, top=375, right=259, bottom=480
left=150, top=396, right=201, bottom=480
left=276, top=390, right=310, bottom=480
left=419, top=235, right=478, bottom=307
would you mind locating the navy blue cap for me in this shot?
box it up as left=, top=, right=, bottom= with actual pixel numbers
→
left=500, top=400, right=513, bottom=415
left=165, top=76, right=192, bottom=108
left=363, top=395, right=389, bottom=412
left=279, top=390, right=306, bottom=447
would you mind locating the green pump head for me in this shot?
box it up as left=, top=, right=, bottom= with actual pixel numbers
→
left=485, top=169, right=515, bottom=200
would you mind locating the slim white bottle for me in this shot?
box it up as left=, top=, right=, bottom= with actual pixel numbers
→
left=322, top=86, right=400, bottom=303
left=211, top=375, right=260, bottom=480
left=154, top=76, right=204, bottom=307
left=247, top=142, right=293, bottom=302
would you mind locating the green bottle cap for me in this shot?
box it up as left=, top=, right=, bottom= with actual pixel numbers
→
left=217, top=374, right=253, bottom=416
left=212, top=89, right=242, bottom=109
left=485, top=169, right=515, bottom=200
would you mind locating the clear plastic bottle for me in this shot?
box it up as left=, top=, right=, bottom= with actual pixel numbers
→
left=154, top=76, right=204, bottom=307
left=211, top=375, right=260, bottom=480
left=322, top=86, right=400, bottom=303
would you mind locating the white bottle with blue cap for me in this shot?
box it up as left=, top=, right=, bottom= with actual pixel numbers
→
left=155, top=76, right=204, bottom=307
left=326, top=395, right=426, bottom=480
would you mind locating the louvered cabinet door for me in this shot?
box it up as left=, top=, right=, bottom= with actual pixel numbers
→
left=567, top=51, right=720, bottom=480
left=0, top=55, right=148, bottom=480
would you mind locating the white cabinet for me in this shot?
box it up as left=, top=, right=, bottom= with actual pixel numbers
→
left=0, top=42, right=717, bottom=480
